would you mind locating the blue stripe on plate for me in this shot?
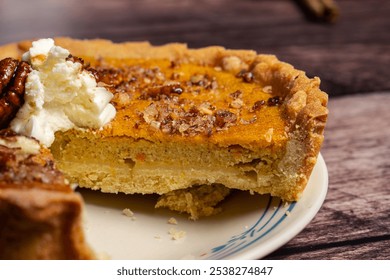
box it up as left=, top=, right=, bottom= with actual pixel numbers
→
left=207, top=197, right=297, bottom=259
left=208, top=196, right=273, bottom=259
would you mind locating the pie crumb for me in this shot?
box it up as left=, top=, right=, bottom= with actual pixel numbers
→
left=122, top=208, right=134, bottom=217
left=168, top=228, right=186, bottom=240
left=168, top=217, right=178, bottom=225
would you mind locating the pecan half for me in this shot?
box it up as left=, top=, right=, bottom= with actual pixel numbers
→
left=0, top=58, right=19, bottom=93
left=0, top=58, right=32, bottom=129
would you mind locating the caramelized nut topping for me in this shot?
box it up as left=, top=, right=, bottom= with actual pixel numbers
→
left=0, top=58, right=19, bottom=93
left=141, top=100, right=217, bottom=137
left=0, top=58, right=32, bottom=129
left=92, top=58, right=281, bottom=137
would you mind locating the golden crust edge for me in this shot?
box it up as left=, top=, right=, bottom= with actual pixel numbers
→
left=250, top=54, right=328, bottom=200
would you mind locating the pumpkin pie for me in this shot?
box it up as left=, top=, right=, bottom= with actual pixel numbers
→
left=1, top=38, right=328, bottom=221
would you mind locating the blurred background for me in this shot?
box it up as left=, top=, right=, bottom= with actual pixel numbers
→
left=0, top=0, right=389, bottom=97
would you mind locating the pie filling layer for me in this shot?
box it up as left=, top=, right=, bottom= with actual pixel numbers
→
left=49, top=57, right=300, bottom=219
left=51, top=131, right=283, bottom=194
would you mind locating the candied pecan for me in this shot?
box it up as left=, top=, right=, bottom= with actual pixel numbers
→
left=0, top=58, right=32, bottom=129
left=0, top=58, right=19, bottom=93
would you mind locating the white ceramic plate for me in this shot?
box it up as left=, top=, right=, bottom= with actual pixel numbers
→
left=81, top=153, right=328, bottom=260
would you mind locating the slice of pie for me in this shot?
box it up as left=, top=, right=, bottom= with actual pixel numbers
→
left=1, top=38, right=328, bottom=221
left=0, top=130, right=94, bottom=259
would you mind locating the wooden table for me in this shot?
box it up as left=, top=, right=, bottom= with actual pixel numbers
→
left=1, top=0, right=389, bottom=259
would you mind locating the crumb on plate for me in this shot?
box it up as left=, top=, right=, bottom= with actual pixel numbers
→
left=168, top=217, right=178, bottom=225
left=168, top=228, right=186, bottom=240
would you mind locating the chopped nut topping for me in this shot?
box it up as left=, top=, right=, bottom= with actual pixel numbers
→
left=188, top=73, right=218, bottom=90
left=214, top=110, right=237, bottom=129
left=230, top=98, right=244, bottom=109
left=112, top=92, right=132, bottom=108
left=252, top=100, right=265, bottom=111
left=240, top=116, right=257, bottom=125
left=236, top=70, right=254, bottom=83
left=140, top=84, right=183, bottom=100
left=268, top=96, right=282, bottom=106
left=92, top=60, right=280, bottom=137
left=230, top=90, right=242, bottom=99
left=198, top=102, right=214, bottom=115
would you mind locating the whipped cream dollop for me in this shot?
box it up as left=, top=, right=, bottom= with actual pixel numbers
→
left=10, top=38, right=116, bottom=147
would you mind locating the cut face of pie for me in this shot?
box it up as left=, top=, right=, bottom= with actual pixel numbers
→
left=1, top=38, right=328, bottom=223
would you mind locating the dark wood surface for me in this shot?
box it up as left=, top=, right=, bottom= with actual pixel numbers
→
left=0, top=0, right=389, bottom=260
left=266, top=92, right=390, bottom=259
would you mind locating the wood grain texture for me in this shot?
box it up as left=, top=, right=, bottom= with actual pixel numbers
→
left=0, top=0, right=389, bottom=96
left=266, top=92, right=390, bottom=259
